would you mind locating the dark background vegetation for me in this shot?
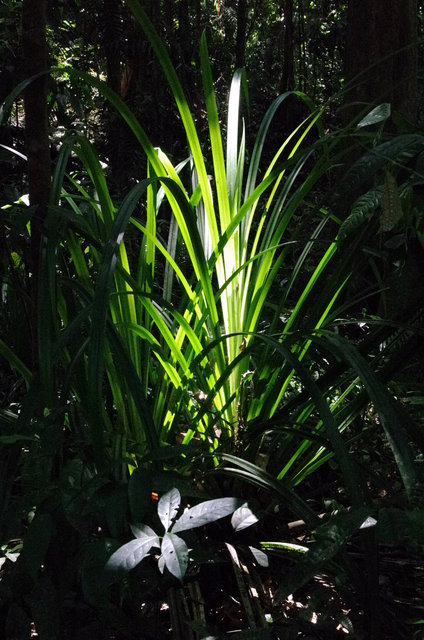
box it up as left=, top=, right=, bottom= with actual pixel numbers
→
left=1, top=1, right=424, bottom=639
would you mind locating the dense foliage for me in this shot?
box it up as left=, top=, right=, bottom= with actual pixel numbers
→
left=1, top=1, right=424, bottom=639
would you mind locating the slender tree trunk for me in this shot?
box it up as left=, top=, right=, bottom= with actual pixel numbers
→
left=297, top=0, right=306, bottom=91
left=22, top=0, right=50, bottom=369
left=235, top=0, right=248, bottom=68
left=344, top=0, right=418, bottom=123
left=104, top=0, right=122, bottom=95
left=103, top=0, right=124, bottom=191
left=280, top=0, right=294, bottom=92
left=278, top=0, right=296, bottom=133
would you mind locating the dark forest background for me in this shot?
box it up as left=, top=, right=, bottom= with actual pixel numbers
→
left=1, top=2, right=424, bottom=639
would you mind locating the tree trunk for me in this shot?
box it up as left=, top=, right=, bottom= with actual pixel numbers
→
left=104, top=0, right=122, bottom=95
left=22, top=0, right=50, bottom=369
left=103, top=0, right=124, bottom=191
left=235, top=0, right=248, bottom=69
left=344, top=0, right=418, bottom=124
left=280, top=0, right=294, bottom=93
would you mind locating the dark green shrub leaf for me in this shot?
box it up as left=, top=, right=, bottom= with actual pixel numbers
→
left=332, top=134, right=424, bottom=211
left=161, top=532, right=189, bottom=581
left=172, top=497, right=241, bottom=533
left=337, top=186, right=383, bottom=246
left=357, top=103, right=391, bottom=128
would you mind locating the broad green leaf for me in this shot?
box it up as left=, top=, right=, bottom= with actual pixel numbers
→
left=231, top=503, right=259, bottom=531
left=161, top=532, right=189, bottom=581
left=172, top=497, right=241, bottom=533
left=158, top=488, right=181, bottom=532
left=104, top=535, right=159, bottom=581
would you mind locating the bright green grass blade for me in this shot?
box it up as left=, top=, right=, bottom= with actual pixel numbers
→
left=87, top=177, right=223, bottom=461
left=199, top=31, right=235, bottom=367
left=70, top=135, right=115, bottom=229
left=129, top=218, right=199, bottom=311
left=285, top=241, right=338, bottom=336
left=87, top=179, right=154, bottom=464
left=226, top=68, right=245, bottom=211
left=115, top=322, right=183, bottom=390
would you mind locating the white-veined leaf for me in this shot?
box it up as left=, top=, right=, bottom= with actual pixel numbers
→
left=231, top=503, right=259, bottom=531
left=158, top=488, right=181, bottom=532
left=161, top=532, right=189, bottom=581
left=172, top=497, right=241, bottom=533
